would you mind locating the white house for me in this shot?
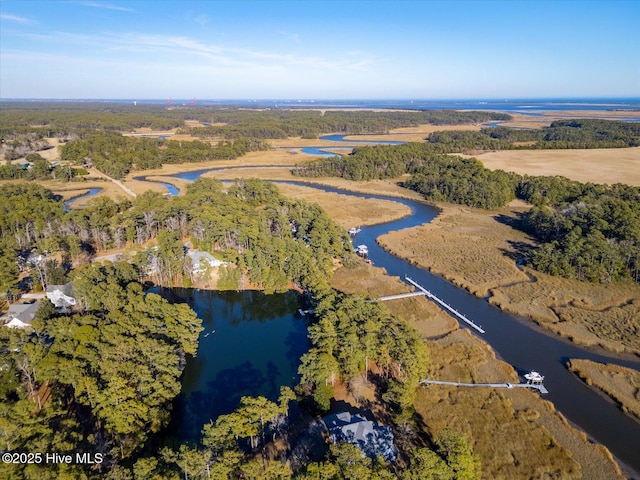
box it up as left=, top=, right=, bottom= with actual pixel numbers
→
left=187, top=249, right=224, bottom=275
left=2, top=302, right=41, bottom=329
left=46, top=282, right=76, bottom=309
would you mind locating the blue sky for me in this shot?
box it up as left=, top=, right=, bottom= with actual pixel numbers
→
left=1, top=0, right=638, bottom=99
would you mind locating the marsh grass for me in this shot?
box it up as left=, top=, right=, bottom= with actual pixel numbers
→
left=330, top=264, right=624, bottom=480
left=414, top=329, right=587, bottom=479
left=568, top=359, right=640, bottom=421
left=378, top=202, right=640, bottom=356
left=475, top=147, right=640, bottom=187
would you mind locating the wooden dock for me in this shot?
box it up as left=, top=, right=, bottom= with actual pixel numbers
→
left=419, top=378, right=548, bottom=394
left=377, top=291, right=427, bottom=301
left=405, top=276, right=485, bottom=334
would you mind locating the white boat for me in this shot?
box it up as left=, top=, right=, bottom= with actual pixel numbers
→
left=524, top=371, right=544, bottom=384
left=348, top=227, right=361, bottom=236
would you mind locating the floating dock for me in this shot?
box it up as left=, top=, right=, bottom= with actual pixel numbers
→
left=419, top=378, right=548, bottom=394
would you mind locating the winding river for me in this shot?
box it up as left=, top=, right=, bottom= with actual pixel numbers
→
left=134, top=137, right=640, bottom=474
left=62, top=187, right=103, bottom=211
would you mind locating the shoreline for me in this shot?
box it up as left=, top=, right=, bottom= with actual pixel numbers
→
left=376, top=201, right=640, bottom=359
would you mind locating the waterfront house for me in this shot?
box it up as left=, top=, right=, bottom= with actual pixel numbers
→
left=187, top=249, right=224, bottom=275
left=322, top=412, right=397, bottom=462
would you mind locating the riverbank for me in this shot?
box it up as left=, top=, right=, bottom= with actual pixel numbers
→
left=568, top=359, right=640, bottom=422
left=331, top=263, right=625, bottom=480
left=377, top=201, right=640, bottom=358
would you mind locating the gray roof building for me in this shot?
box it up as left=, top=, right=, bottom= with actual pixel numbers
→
left=3, top=301, right=41, bottom=328
left=46, top=282, right=76, bottom=309
left=323, top=412, right=397, bottom=462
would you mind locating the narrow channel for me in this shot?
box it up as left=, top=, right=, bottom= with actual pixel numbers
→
left=283, top=181, right=640, bottom=475
left=62, top=187, right=103, bottom=211
left=136, top=147, right=640, bottom=473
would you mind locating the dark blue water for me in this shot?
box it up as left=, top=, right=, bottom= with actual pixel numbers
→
left=131, top=175, right=180, bottom=195
left=301, top=146, right=353, bottom=157
left=318, top=134, right=404, bottom=144
left=19, top=98, right=639, bottom=114
left=137, top=155, right=640, bottom=473
left=157, top=289, right=308, bottom=442
left=157, top=181, right=179, bottom=196
left=63, top=187, right=102, bottom=211
left=290, top=182, right=640, bottom=473
left=300, top=135, right=403, bottom=157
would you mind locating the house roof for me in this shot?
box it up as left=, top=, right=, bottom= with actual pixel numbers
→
left=323, top=412, right=397, bottom=462
left=4, top=302, right=40, bottom=328
left=46, top=281, right=73, bottom=296
left=187, top=250, right=223, bottom=267
left=45, top=282, right=76, bottom=308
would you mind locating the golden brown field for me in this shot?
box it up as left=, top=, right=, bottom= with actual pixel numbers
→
left=275, top=183, right=411, bottom=229
left=377, top=201, right=640, bottom=357
left=472, top=147, right=640, bottom=186
left=568, top=359, right=640, bottom=422
left=331, top=263, right=624, bottom=480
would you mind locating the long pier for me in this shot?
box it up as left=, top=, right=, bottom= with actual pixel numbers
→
left=419, top=379, right=548, bottom=394
left=377, top=291, right=427, bottom=301
left=405, top=277, right=485, bottom=334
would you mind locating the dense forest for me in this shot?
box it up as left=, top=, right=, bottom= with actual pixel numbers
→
left=178, top=109, right=511, bottom=140
left=518, top=180, right=640, bottom=282
left=1, top=103, right=509, bottom=140
left=0, top=179, right=349, bottom=297
left=427, top=119, right=640, bottom=151
left=293, top=141, right=640, bottom=284
left=59, top=133, right=270, bottom=179
left=0, top=261, right=203, bottom=478
left=0, top=179, right=482, bottom=478
left=0, top=153, right=87, bottom=181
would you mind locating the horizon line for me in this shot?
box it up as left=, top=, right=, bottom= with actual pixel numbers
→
left=2, top=96, right=640, bottom=102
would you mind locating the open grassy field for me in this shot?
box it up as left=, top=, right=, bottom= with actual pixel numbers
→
left=331, top=263, right=624, bottom=480
left=377, top=201, right=640, bottom=357
left=18, top=120, right=637, bottom=478
left=568, top=359, right=640, bottom=422
left=275, top=183, right=410, bottom=229
left=472, top=147, right=640, bottom=186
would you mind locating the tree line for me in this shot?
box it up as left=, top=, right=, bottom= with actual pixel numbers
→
left=0, top=153, right=87, bottom=181
left=293, top=141, right=640, bottom=284
left=427, top=119, right=640, bottom=151
left=1, top=103, right=509, bottom=153
left=0, top=178, right=482, bottom=478
left=0, top=178, right=351, bottom=302
left=60, top=133, right=270, bottom=179
left=181, top=109, right=511, bottom=140
left=519, top=180, right=640, bottom=282
left=0, top=261, right=203, bottom=478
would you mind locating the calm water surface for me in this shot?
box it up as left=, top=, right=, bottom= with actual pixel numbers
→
left=141, top=147, right=640, bottom=473
left=156, top=289, right=308, bottom=442
left=63, top=187, right=102, bottom=211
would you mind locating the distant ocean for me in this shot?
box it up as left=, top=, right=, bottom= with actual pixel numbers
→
left=5, top=97, right=640, bottom=115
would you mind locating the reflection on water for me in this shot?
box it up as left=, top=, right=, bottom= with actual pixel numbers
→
left=155, top=288, right=308, bottom=442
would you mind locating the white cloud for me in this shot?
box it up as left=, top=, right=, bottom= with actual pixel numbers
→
left=1, top=29, right=381, bottom=98
left=0, top=14, right=36, bottom=24
left=78, top=1, right=136, bottom=13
